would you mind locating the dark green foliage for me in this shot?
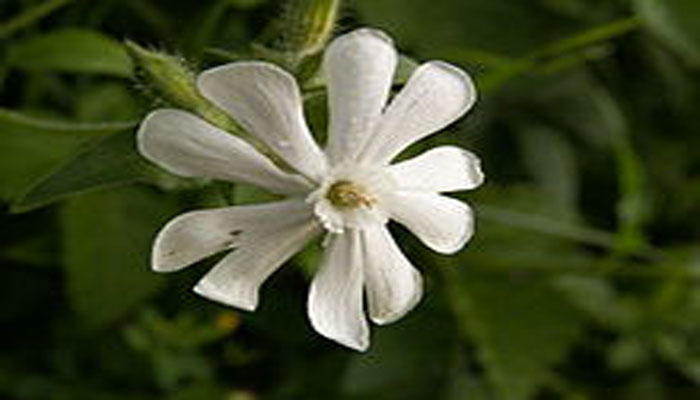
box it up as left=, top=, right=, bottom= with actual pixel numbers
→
left=13, top=131, right=159, bottom=212
left=6, top=28, right=134, bottom=77
left=2, top=0, right=700, bottom=399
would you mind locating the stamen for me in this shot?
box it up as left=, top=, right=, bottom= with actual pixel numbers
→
left=326, top=180, right=375, bottom=209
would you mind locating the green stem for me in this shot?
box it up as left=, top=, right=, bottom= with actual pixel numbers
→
left=0, top=0, right=77, bottom=39
left=479, top=17, right=642, bottom=92
left=530, top=16, right=641, bottom=60
left=437, top=252, right=699, bottom=287
left=588, top=89, right=650, bottom=256
left=472, top=262, right=700, bottom=282
left=188, top=0, right=232, bottom=59
left=477, top=205, right=663, bottom=261
left=0, top=108, right=138, bottom=135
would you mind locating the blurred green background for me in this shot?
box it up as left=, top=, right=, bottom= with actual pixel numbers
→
left=3, top=0, right=700, bottom=399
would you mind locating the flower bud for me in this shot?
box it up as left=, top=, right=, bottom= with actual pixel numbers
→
left=125, top=41, right=290, bottom=169
left=255, top=0, right=340, bottom=70
left=124, top=41, right=232, bottom=128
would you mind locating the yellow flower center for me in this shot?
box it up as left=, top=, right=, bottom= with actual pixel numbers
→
left=326, top=180, right=375, bottom=209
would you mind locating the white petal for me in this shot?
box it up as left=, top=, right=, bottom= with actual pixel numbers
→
left=151, top=199, right=309, bottom=272
left=194, top=200, right=320, bottom=311
left=324, top=28, right=397, bottom=164
left=385, top=192, right=474, bottom=254
left=308, top=231, right=369, bottom=351
left=388, top=145, right=484, bottom=193
left=137, top=109, right=310, bottom=194
left=197, top=62, right=327, bottom=181
left=359, top=61, right=477, bottom=164
left=362, top=226, right=423, bottom=325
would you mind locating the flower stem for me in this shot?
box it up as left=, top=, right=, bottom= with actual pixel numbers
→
left=477, top=205, right=663, bottom=262
left=0, top=0, right=76, bottom=39
left=0, top=108, right=138, bottom=135
left=478, top=17, right=642, bottom=92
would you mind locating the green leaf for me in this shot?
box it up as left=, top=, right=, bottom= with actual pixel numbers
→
left=636, top=0, right=700, bottom=65
left=7, top=29, right=133, bottom=77
left=354, top=0, right=578, bottom=57
left=0, top=0, right=76, bottom=40
left=554, top=276, right=638, bottom=330
left=341, top=299, right=457, bottom=399
left=228, top=0, right=268, bottom=9
left=517, top=125, right=580, bottom=219
left=443, top=353, right=492, bottom=400
left=13, top=131, right=157, bottom=213
left=447, top=272, right=584, bottom=400
left=60, top=187, right=177, bottom=328
left=619, top=372, right=666, bottom=400
left=168, top=383, right=225, bottom=400
left=74, top=83, right=144, bottom=122
left=507, top=73, right=653, bottom=253
left=477, top=203, right=617, bottom=251
left=0, top=108, right=138, bottom=136
left=592, top=87, right=651, bottom=253
left=0, top=122, right=83, bottom=200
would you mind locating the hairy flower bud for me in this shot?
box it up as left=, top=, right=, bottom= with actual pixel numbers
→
left=125, top=42, right=227, bottom=125
left=254, top=0, right=340, bottom=71
left=125, top=41, right=291, bottom=171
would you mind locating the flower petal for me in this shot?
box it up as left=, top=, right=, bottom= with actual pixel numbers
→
left=359, top=61, right=477, bottom=164
left=137, top=109, right=310, bottom=194
left=324, top=28, right=397, bottom=164
left=362, top=225, right=423, bottom=325
left=385, top=192, right=474, bottom=254
left=151, top=199, right=310, bottom=272
left=308, top=231, right=369, bottom=351
left=193, top=200, right=320, bottom=311
left=388, top=145, right=484, bottom=193
left=198, top=62, right=327, bottom=181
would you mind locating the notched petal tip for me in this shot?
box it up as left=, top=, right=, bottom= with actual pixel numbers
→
left=196, top=60, right=328, bottom=181
left=347, top=336, right=371, bottom=352
left=358, top=60, right=479, bottom=164
left=309, top=314, right=370, bottom=352
left=135, top=108, right=180, bottom=161
left=369, top=296, right=420, bottom=326
left=434, top=227, right=474, bottom=255
left=370, top=313, right=403, bottom=326
left=441, top=146, right=486, bottom=192
left=324, top=27, right=399, bottom=164
left=363, top=227, right=424, bottom=326
left=332, top=27, right=395, bottom=49
left=149, top=207, right=243, bottom=273
left=150, top=214, right=197, bottom=274
left=307, top=232, right=371, bottom=351
left=389, top=145, right=486, bottom=193
left=196, top=61, right=293, bottom=94
left=423, top=60, right=478, bottom=116
left=386, top=193, right=475, bottom=255
left=463, top=150, right=486, bottom=190
left=429, top=205, right=475, bottom=255
left=151, top=259, right=176, bottom=273
left=193, top=280, right=258, bottom=312
left=368, top=275, right=423, bottom=325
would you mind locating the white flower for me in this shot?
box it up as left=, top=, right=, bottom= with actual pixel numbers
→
left=137, top=28, right=483, bottom=351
